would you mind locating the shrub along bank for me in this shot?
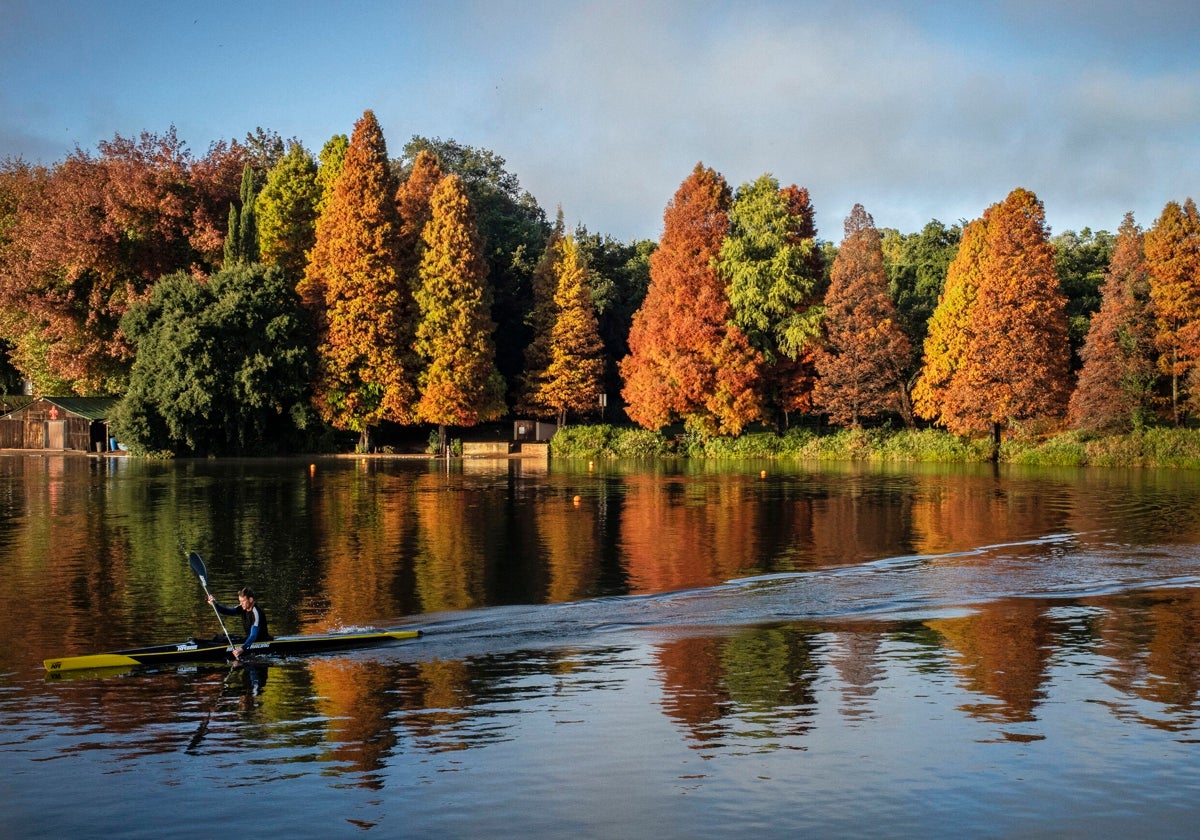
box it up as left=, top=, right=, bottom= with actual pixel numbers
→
left=550, top=424, right=1200, bottom=469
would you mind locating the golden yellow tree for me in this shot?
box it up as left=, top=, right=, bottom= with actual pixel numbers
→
left=534, top=234, right=605, bottom=426
left=414, top=174, right=506, bottom=441
left=914, top=189, right=1070, bottom=450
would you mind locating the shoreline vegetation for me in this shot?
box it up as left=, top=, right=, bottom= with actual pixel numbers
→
left=547, top=424, right=1200, bottom=470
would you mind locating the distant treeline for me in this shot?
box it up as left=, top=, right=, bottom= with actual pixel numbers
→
left=0, top=110, right=1194, bottom=457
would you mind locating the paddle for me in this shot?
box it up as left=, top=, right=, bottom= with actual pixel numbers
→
left=189, top=552, right=234, bottom=648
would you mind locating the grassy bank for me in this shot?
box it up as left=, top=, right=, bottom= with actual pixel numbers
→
left=550, top=424, right=1200, bottom=469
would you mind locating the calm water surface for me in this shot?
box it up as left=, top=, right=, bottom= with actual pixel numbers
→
left=2, top=454, right=1200, bottom=838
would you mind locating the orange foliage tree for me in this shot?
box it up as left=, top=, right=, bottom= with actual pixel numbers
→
left=914, top=189, right=1071, bottom=447
left=620, top=163, right=762, bottom=436
left=516, top=214, right=565, bottom=415
left=1144, top=198, right=1200, bottom=424
left=813, top=204, right=912, bottom=426
left=1068, top=213, right=1157, bottom=431
left=0, top=129, right=242, bottom=393
left=298, top=110, right=418, bottom=451
left=414, top=173, right=506, bottom=440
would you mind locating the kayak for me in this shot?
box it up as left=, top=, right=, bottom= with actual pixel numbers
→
left=44, top=628, right=422, bottom=673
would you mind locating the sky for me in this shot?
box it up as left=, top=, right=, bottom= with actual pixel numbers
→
left=3, top=0, right=1199, bottom=243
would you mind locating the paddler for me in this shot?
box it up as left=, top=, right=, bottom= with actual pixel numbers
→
left=207, top=587, right=271, bottom=659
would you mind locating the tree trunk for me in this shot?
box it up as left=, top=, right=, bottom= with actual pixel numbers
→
left=359, top=426, right=373, bottom=453
left=989, top=421, right=1002, bottom=463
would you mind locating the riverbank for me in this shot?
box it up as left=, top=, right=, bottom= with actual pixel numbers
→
left=549, top=424, right=1200, bottom=469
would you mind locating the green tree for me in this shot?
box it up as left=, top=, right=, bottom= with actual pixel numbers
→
left=224, top=163, right=260, bottom=265
left=1052, top=227, right=1115, bottom=369
left=813, top=204, right=912, bottom=426
left=1068, top=213, right=1157, bottom=432
left=414, top=173, right=506, bottom=444
left=112, top=263, right=315, bottom=455
left=880, top=219, right=961, bottom=362
left=719, top=176, right=824, bottom=426
left=256, top=141, right=320, bottom=281
left=299, top=110, right=418, bottom=451
left=315, top=134, right=349, bottom=215
left=620, top=163, right=763, bottom=436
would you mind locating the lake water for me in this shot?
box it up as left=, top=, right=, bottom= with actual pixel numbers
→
left=3, top=454, right=1200, bottom=838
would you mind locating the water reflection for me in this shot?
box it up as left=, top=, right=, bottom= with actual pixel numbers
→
left=6, top=455, right=1200, bottom=837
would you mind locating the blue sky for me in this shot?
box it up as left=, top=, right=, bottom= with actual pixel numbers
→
left=3, top=0, right=1199, bottom=243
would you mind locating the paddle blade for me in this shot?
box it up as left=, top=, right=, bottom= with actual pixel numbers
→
left=188, top=552, right=207, bottom=581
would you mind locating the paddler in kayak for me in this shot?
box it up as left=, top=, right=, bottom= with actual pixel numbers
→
left=207, top=587, right=271, bottom=659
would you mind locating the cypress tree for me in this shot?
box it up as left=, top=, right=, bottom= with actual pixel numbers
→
left=300, top=110, right=417, bottom=451
left=414, top=173, right=505, bottom=444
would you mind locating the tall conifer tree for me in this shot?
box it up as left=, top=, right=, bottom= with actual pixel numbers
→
left=299, top=110, right=417, bottom=450
left=813, top=204, right=911, bottom=426
left=414, top=173, right=505, bottom=442
left=620, top=163, right=762, bottom=435
left=531, top=234, right=605, bottom=426
left=1068, top=213, right=1156, bottom=431
left=1144, top=198, right=1200, bottom=423
left=256, top=141, right=320, bottom=281
left=914, top=189, right=1070, bottom=449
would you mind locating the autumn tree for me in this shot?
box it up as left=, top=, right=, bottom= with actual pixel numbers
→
left=414, top=173, right=506, bottom=445
left=1144, top=198, right=1200, bottom=424
left=914, top=189, right=1071, bottom=451
left=524, top=233, right=605, bottom=426
left=403, top=136, right=550, bottom=389
left=395, top=149, right=445, bottom=289
left=912, top=218, right=985, bottom=431
left=516, top=213, right=565, bottom=415
left=719, top=176, right=824, bottom=426
left=620, top=163, right=763, bottom=436
left=256, top=141, right=320, bottom=281
left=1068, top=213, right=1157, bottom=432
left=574, top=226, right=654, bottom=415
left=0, top=128, right=243, bottom=393
left=299, top=110, right=418, bottom=451
left=813, top=204, right=912, bottom=426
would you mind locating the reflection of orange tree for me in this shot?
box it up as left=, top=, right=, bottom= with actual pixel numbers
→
left=1095, top=589, right=1200, bottom=724
left=304, top=465, right=420, bottom=631
left=309, top=659, right=402, bottom=783
left=926, top=600, right=1053, bottom=723
left=655, top=627, right=822, bottom=749
left=909, top=471, right=1070, bottom=556
left=537, top=493, right=602, bottom=603
left=412, top=472, right=489, bottom=612
left=620, top=473, right=762, bottom=593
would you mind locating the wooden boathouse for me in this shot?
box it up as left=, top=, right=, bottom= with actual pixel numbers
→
left=0, top=397, right=119, bottom=452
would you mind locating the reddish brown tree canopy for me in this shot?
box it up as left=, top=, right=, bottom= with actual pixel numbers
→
left=813, top=204, right=911, bottom=426
left=620, top=163, right=762, bottom=435
left=1068, top=213, right=1157, bottom=431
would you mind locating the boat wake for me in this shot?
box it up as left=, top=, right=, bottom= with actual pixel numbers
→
left=387, top=532, right=1200, bottom=660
